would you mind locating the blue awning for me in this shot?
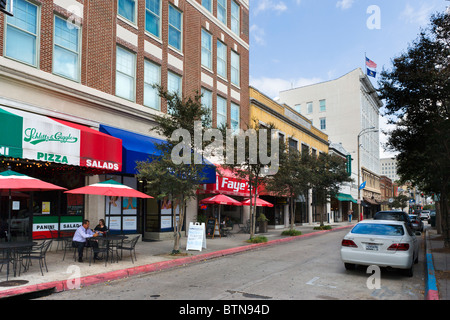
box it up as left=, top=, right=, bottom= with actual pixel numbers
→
left=99, top=125, right=216, bottom=183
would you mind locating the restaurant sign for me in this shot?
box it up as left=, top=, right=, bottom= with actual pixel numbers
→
left=0, top=106, right=122, bottom=171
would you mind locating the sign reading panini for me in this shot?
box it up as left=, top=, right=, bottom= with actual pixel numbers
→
left=24, top=128, right=78, bottom=145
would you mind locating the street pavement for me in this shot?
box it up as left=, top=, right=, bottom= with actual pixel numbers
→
left=0, top=220, right=447, bottom=300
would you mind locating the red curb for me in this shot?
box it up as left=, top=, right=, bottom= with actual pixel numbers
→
left=0, top=225, right=353, bottom=298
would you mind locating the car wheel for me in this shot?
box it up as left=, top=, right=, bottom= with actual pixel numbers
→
left=403, top=265, right=414, bottom=277
left=344, top=263, right=356, bottom=270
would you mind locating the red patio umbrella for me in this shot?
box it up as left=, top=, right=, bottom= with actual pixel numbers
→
left=241, top=197, right=274, bottom=207
left=200, top=194, right=242, bottom=228
left=65, top=179, right=153, bottom=231
left=0, top=169, right=67, bottom=241
left=200, top=194, right=243, bottom=206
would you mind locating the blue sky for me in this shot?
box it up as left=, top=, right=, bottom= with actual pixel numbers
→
left=248, top=0, right=449, bottom=157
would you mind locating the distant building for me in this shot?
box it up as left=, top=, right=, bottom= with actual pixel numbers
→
left=380, top=157, right=400, bottom=182
left=278, top=68, right=383, bottom=218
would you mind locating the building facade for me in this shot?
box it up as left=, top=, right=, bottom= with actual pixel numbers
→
left=381, top=157, right=399, bottom=182
left=249, top=86, right=329, bottom=226
left=278, top=68, right=383, bottom=218
left=0, top=0, right=250, bottom=241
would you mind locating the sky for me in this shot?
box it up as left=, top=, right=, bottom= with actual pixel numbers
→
left=248, top=0, right=449, bottom=158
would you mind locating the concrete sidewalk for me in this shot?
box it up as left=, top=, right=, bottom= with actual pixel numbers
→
left=425, top=227, right=449, bottom=300
left=0, top=221, right=353, bottom=298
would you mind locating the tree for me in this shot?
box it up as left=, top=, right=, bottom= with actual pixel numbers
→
left=311, top=153, right=353, bottom=226
left=221, top=119, right=279, bottom=239
left=378, top=11, right=450, bottom=247
left=265, top=143, right=314, bottom=230
left=136, top=86, right=214, bottom=253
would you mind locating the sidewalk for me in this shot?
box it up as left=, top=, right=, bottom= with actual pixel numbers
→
left=0, top=221, right=353, bottom=298
left=425, top=227, right=449, bottom=300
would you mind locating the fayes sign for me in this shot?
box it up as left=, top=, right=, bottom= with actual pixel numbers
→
left=0, top=106, right=122, bottom=171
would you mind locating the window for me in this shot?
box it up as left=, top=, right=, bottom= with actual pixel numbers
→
left=5, top=0, right=39, bottom=66
left=319, top=99, right=326, bottom=112
left=320, top=117, right=326, bottom=130
left=231, top=0, right=240, bottom=36
left=201, top=29, right=212, bottom=70
left=230, top=102, right=240, bottom=133
left=217, top=40, right=227, bottom=78
left=144, top=60, right=161, bottom=110
left=217, top=96, right=227, bottom=128
left=288, top=138, right=298, bottom=151
left=301, top=143, right=309, bottom=155
left=231, top=51, right=240, bottom=86
left=201, top=88, right=213, bottom=124
left=217, top=0, right=227, bottom=25
left=53, top=16, right=80, bottom=81
left=115, top=46, right=136, bottom=101
left=118, top=0, right=136, bottom=23
left=168, top=71, right=182, bottom=96
left=168, top=4, right=182, bottom=51
left=294, top=104, right=301, bottom=113
left=145, top=0, right=161, bottom=38
left=202, top=0, right=212, bottom=12
left=307, top=102, right=313, bottom=114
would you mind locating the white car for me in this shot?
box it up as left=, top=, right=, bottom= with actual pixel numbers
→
left=420, top=210, right=430, bottom=221
left=340, top=220, right=420, bottom=277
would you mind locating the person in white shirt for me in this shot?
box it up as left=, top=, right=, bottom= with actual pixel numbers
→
left=72, top=219, right=100, bottom=262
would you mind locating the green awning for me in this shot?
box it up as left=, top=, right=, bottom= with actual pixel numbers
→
left=336, top=193, right=357, bottom=203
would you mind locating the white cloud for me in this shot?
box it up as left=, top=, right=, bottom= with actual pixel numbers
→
left=250, top=76, right=322, bottom=100
left=336, top=0, right=355, bottom=10
left=253, top=0, right=288, bottom=15
left=400, top=3, right=435, bottom=25
left=250, top=24, right=266, bottom=45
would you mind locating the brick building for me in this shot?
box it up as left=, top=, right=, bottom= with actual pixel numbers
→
left=0, top=0, right=249, bottom=240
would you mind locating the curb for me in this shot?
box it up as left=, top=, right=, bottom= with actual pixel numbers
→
left=0, top=225, right=352, bottom=299
left=424, top=230, right=439, bottom=300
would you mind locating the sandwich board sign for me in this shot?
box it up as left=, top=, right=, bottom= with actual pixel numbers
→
left=186, top=222, right=207, bottom=251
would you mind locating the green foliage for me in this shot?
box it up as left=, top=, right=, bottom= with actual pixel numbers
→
left=281, top=229, right=302, bottom=236
left=246, top=236, right=268, bottom=243
left=313, top=225, right=332, bottom=230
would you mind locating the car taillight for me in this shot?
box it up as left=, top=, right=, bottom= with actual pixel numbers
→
left=342, top=239, right=358, bottom=247
left=387, top=243, right=410, bottom=251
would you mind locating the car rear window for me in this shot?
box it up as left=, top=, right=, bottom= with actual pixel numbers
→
left=351, top=223, right=405, bottom=236
left=374, top=212, right=404, bottom=221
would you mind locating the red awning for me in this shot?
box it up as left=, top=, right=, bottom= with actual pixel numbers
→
left=50, top=118, right=122, bottom=172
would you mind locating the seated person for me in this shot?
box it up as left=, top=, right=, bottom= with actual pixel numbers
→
left=72, top=219, right=100, bottom=262
left=94, top=219, right=108, bottom=235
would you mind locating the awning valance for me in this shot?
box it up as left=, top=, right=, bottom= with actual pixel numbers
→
left=336, top=193, right=357, bottom=203
left=99, top=124, right=216, bottom=183
left=0, top=106, right=122, bottom=171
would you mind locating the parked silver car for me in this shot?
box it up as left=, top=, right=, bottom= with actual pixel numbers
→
left=409, top=214, right=424, bottom=232
left=420, top=210, right=430, bottom=221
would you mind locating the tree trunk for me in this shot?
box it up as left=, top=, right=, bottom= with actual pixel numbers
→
left=441, top=192, right=450, bottom=248
left=290, top=195, right=295, bottom=230
left=173, top=195, right=185, bottom=254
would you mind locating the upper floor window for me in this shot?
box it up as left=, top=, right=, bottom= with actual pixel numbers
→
left=201, top=88, right=213, bottom=124
left=168, top=71, right=182, bottom=96
left=294, top=104, right=301, bottom=113
left=231, top=0, right=240, bottom=36
left=217, top=40, right=227, bottom=79
left=230, top=102, right=240, bottom=134
left=320, top=117, right=326, bottom=130
left=230, top=50, right=240, bottom=86
left=202, top=0, right=212, bottom=12
left=53, top=16, right=80, bottom=81
left=201, top=29, right=212, bottom=70
left=144, top=60, right=161, bottom=110
left=116, top=46, right=136, bottom=101
left=145, top=0, right=161, bottom=38
left=217, top=0, right=227, bottom=25
left=118, top=0, right=136, bottom=24
left=307, top=101, right=313, bottom=114
left=217, top=96, right=227, bottom=128
left=319, top=99, right=326, bottom=112
left=5, top=0, right=39, bottom=67
left=168, top=4, right=182, bottom=51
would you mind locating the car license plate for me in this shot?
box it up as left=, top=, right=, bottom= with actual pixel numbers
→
left=366, top=244, right=379, bottom=251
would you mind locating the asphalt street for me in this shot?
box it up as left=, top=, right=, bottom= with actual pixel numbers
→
left=40, top=228, right=425, bottom=300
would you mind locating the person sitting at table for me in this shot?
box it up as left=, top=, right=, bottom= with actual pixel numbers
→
left=72, top=219, right=100, bottom=262
left=94, top=219, right=108, bottom=235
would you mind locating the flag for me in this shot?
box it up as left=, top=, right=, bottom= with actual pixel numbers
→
left=365, top=57, right=377, bottom=69
left=367, top=68, right=377, bottom=78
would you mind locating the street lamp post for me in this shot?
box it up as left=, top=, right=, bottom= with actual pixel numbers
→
left=357, top=127, right=379, bottom=222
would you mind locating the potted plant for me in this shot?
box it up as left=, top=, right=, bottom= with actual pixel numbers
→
left=257, top=213, right=269, bottom=233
